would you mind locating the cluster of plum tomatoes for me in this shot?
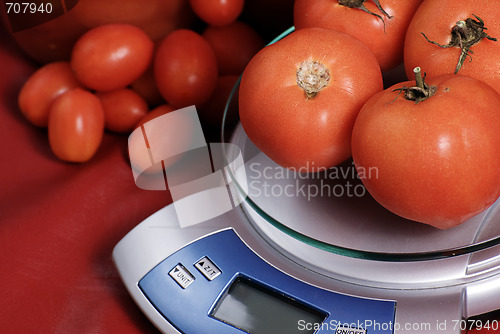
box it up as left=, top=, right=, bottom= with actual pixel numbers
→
left=17, top=0, right=262, bottom=162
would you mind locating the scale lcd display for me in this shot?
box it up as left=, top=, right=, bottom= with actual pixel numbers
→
left=211, top=276, right=327, bottom=334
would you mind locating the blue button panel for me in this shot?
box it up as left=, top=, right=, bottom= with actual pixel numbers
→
left=139, top=229, right=396, bottom=334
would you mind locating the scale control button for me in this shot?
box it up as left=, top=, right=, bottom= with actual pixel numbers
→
left=195, top=256, right=221, bottom=281
left=169, top=264, right=195, bottom=289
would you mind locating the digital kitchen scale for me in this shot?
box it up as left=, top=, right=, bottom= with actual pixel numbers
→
left=113, top=28, right=500, bottom=334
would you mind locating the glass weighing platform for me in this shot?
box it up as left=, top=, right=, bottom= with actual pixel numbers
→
left=113, top=28, right=500, bottom=334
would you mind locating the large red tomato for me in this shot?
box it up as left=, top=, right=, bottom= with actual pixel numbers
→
left=351, top=72, right=500, bottom=229
left=239, top=27, right=383, bottom=172
left=294, top=0, right=423, bottom=72
left=404, top=0, right=500, bottom=94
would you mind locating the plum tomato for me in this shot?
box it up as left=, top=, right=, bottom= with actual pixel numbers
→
left=48, top=88, right=105, bottom=163
left=189, top=0, right=244, bottom=26
left=294, top=0, right=423, bottom=72
left=129, top=104, right=194, bottom=176
left=154, top=29, right=218, bottom=108
left=239, top=27, right=383, bottom=172
left=202, top=21, right=264, bottom=76
left=130, top=41, right=165, bottom=107
left=130, top=64, right=165, bottom=107
left=135, top=104, right=176, bottom=129
left=71, top=24, right=154, bottom=92
left=96, top=88, right=149, bottom=133
left=351, top=69, right=500, bottom=229
left=404, top=0, right=500, bottom=94
left=18, top=62, right=83, bottom=127
left=131, top=104, right=176, bottom=177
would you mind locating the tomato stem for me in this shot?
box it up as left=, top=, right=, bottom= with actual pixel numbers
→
left=296, top=60, right=330, bottom=98
left=392, top=67, right=436, bottom=104
left=414, top=67, right=424, bottom=90
left=421, top=15, right=497, bottom=73
left=337, top=0, right=392, bottom=32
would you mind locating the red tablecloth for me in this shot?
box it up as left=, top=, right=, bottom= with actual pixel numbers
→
left=0, top=28, right=169, bottom=333
left=1, top=25, right=499, bottom=334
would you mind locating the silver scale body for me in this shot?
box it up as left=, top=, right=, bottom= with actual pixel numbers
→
left=114, top=124, right=500, bottom=334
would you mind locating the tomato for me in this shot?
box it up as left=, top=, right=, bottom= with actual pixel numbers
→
left=131, top=104, right=176, bottom=179
left=154, top=29, right=218, bottom=108
left=351, top=71, right=500, bottom=229
left=189, top=0, right=244, bottom=26
left=239, top=27, right=383, bottom=171
left=129, top=104, right=195, bottom=180
left=48, top=88, right=105, bottom=163
left=18, top=62, right=83, bottom=127
left=135, top=104, right=176, bottom=129
left=404, top=0, right=500, bottom=94
left=129, top=40, right=165, bottom=107
left=71, top=24, right=154, bottom=92
left=202, top=21, right=264, bottom=76
left=129, top=105, right=174, bottom=183
left=96, top=89, right=149, bottom=133
left=294, top=0, right=423, bottom=72
left=130, top=63, right=165, bottom=107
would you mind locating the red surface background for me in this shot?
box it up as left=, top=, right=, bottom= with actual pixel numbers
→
left=1, top=20, right=499, bottom=334
left=0, top=26, right=170, bottom=333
